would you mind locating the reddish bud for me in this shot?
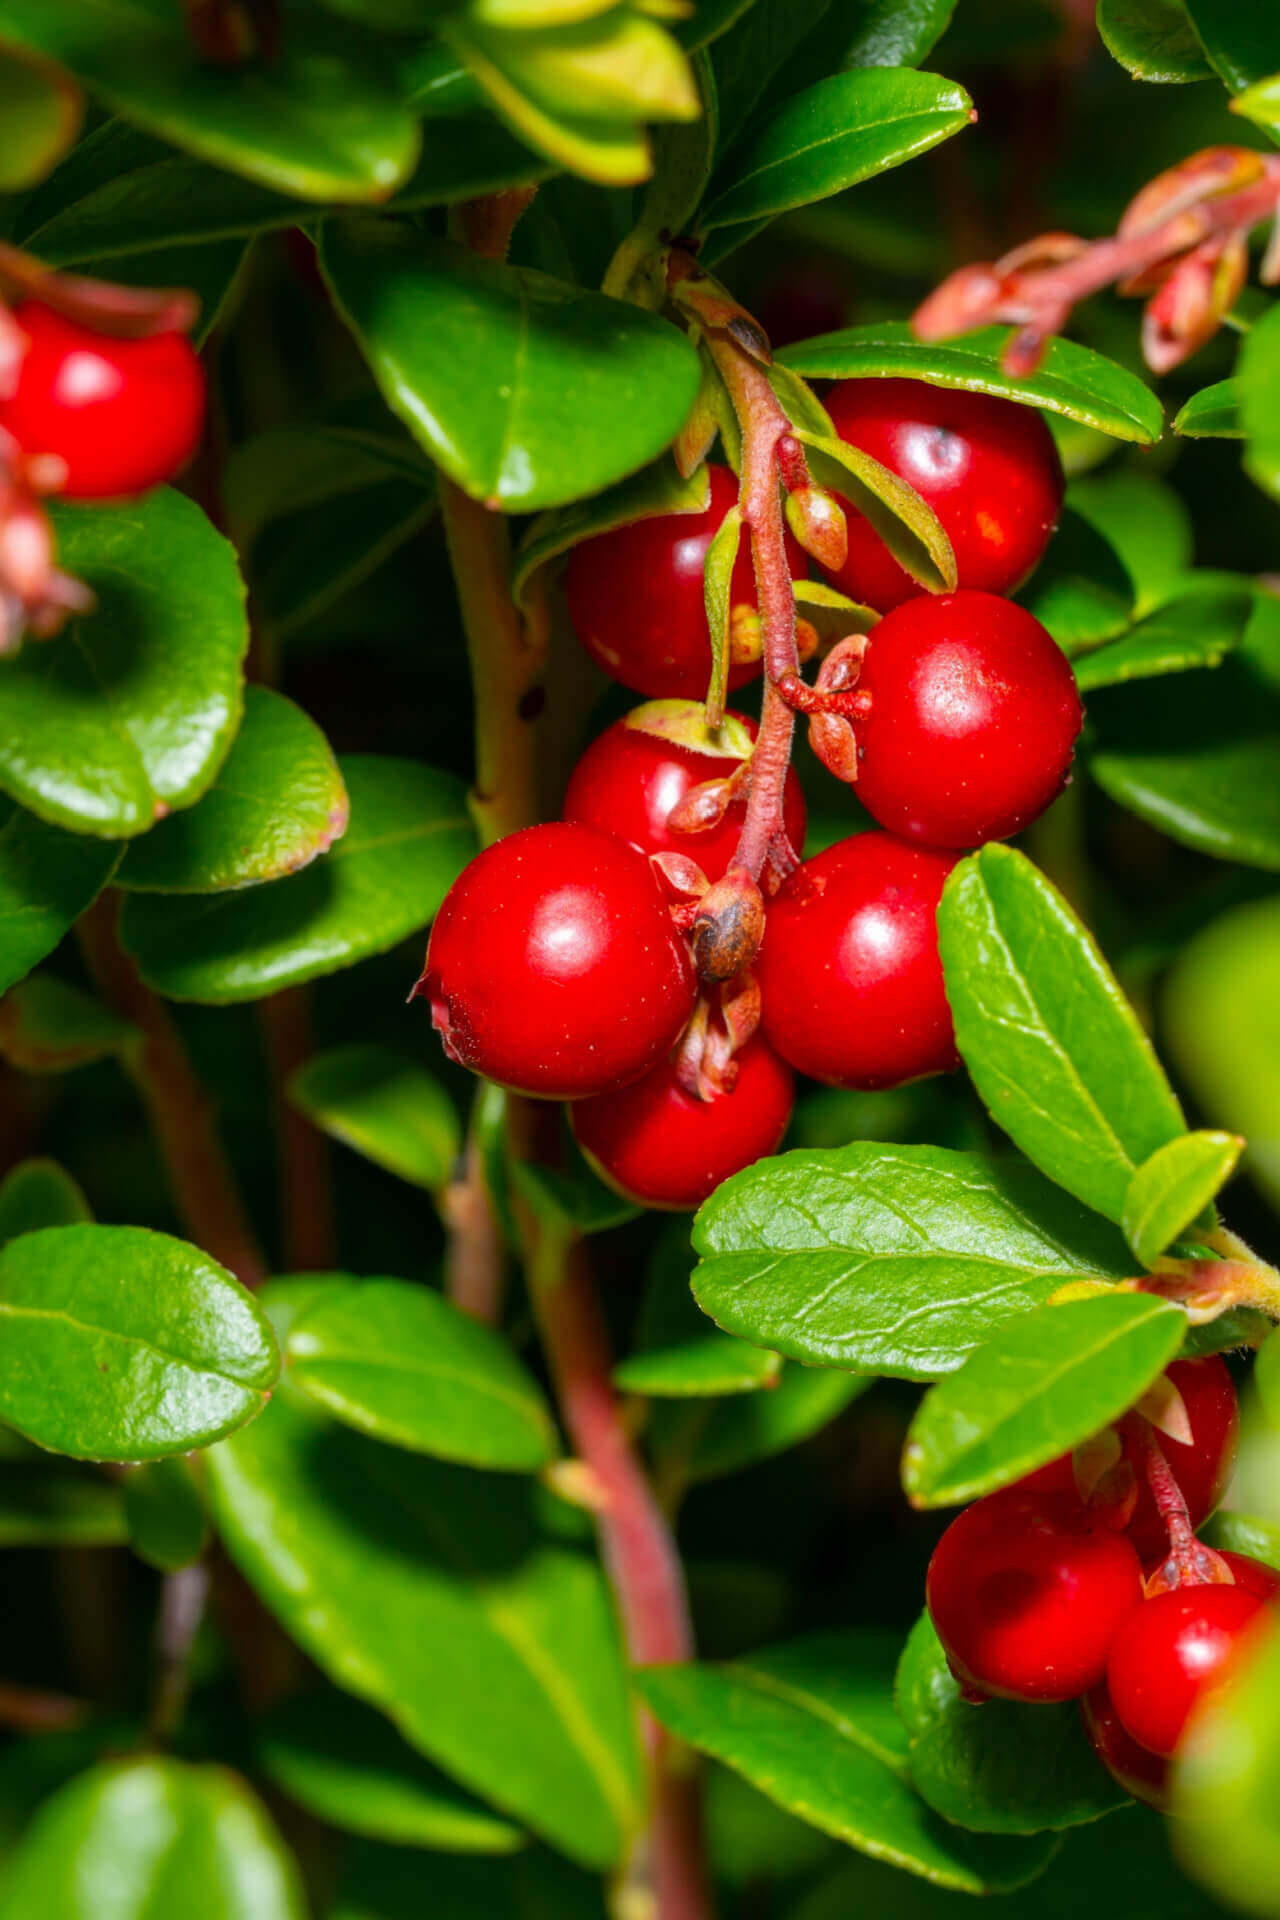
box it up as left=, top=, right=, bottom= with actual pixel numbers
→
left=785, top=484, right=848, bottom=573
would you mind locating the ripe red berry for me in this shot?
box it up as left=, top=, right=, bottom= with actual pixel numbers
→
left=1106, top=1584, right=1270, bottom=1757
left=853, top=591, right=1083, bottom=849
left=0, top=302, right=206, bottom=500
left=563, top=465, right=804, bottom=701
left=1219, top=1551, right=1280, bottom=1601
left=820, top=377, right=1064, bottom=612
left=571, top=1035, right=794, bottom=1211
left=927, top=1486, right=1143, bottom=1704
left=563, top=701, right=807, bottom=883
left=1082, top=1682, right=1170, bottom=1809
left=417, top=823, right=695, bottom=1101
left=756, top=831, right=958, bottom=1091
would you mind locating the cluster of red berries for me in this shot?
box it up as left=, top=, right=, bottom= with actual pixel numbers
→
left=422, top=378, right=1082, bottom=1208
left=927, top=1357, right=1277, bottom=1805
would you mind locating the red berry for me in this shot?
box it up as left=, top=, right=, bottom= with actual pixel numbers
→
left=1106, top=1585, right=1269, bottom=1757
left=1219, top=1551, right=1280, bottom=1601
left=1082, top=1682, right=1170, bottom=1809
left=927, top=1486, right=1143, bottom=1703
left=821, top=377, right=1064, bottom=612
left=853, top=591, right=1083, bottom=849
left=417, top=823, right=695, bottom=1101
left=756, top=832, right=959, bottom=1091
left=563, top=701, right=806, bottom=883
left=0, top=302, right=206, bottom=499
left=564, top=465, right=804, bottom=701
left=571, top=1035, right=794, bottom=1211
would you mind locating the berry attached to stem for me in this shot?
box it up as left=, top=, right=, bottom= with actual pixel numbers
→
left=1106, top=1584, right=1271, bottom=1757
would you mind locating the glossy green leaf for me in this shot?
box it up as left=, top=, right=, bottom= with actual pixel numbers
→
left=0, top=1224, right=278, bottom=1461
left=285, top=1278, right=556, bottom=1471
left=651, top=1364, right=867, bottom=1486
left=0, top=1458, right=126, bottom=1546
left=331, top=1838, right=607, bottom=1920
left=0, top=804, right=120, bottom=995
left=637, top=1639, right=1056, bottom=1892
left=1201, top=1510, right=1280, bottom=1569
left=119, top=756, right=473, bottom=1003
left=0, top=974, right=133, bottom=1072
left=711, top=0, right=832, bottom=153
left=1234, top=70, right=1280, bottom=138
left=257, top=1691, right=525, bottom=1854
left=692, top=1143, right=1137, bottom=1379
left=779, top=323, right=1163, bottom=444
left=512, top=457, right=710, bottom=612
left=0, top=1159, right=91, bottom=1243
left=287, top=1045, right=459, bottom=1193
left=1074, top=586, right=1252, bottom=692
left=903, top=1293, right=1187, bottom=1507
left=938, top=845, right=1187, bottom=1221
left=0, top=0, right=421, bottom=202
left=840, top=0, right=959, bottom=67
left=896, top=1612, right=1128, bottom=1833
left=116, top=688, right=347, bottom=894
left=0, top=491, right=247, bottom=838
left=123, top=1456, right=208, bottom=1572
left=0, top=41, right=82, bottom=190
left=1064, top=471, right=1192, bottom=615
left=1255, top=1327, right=1280, bottom=1428
left=1174, top=379, right=1243, bottom=437
left=614, top=1218, right=781, bottom=1398
left=207, top=1355, right=641, bottom=1869
left=701, top=68, right=972, bottom=229
left=0, top=1756, right=306, bottom=1920
left=1240, top=302, right=1280, bottom=497
left=322, top=221, right=701, bottom=511
left=1097, top=0, right=1213, bottom=81
left=1123, top=1131, right=1242, bottom=1268
left=1172, top=1623, right=1280, bottom=1917
left=1183, top=0, right=1280, bottom=92
left=795, top=428, right=955, bottom=591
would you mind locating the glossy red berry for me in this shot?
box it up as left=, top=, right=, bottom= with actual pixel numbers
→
left=1082, top=1682, right=1170, bottom=1809
left=563, top=465, right=805, bottom=700
left=571, top=1035, right=794, bottom=1211
left=417, top=823, right=695, bottom=1101
left=821, top=377, right=1064, bottom=612
left=853, top=591, right=1083, bottom=849
left=756, top=832, right=958, bottom=1091
left=1106, top=1584, right=1270, bottom=1757
left=1219, top=1551, right=1280, bottom=1601
left=563, top=701, right=807, bottom=883
left=0, top=302, right=206, bottom=499
left=927, top=1486, right=1144, bottom=1704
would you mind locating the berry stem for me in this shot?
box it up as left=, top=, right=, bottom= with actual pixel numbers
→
left=1121, top=1414, right=1225, bottom=1589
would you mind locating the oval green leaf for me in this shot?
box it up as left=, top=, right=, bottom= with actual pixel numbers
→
left=287, top=1045, right=460, bottom=1194
left=0, top=802, right=120, bottom=995
left=1097, top=0, right=1214, bottom=82
left=0, top=1158, right=91, bottom=1243
left=1174, top=379, right=1243, bottom=438
left=512, top=457, right=710, bottom=614
left=0, top=974, right=133, bottom=1072
left=1183, top=0, right=1280, bottom=92
left=1123, top=1130, right=1242, bottom=1268
left=795, top=427, right=956, bottom=591
left=123, top=1455, right=208, bottom=1572
left=1074, top=586, right=1252, bottom=693
left=0, top=41, right=82, bottom=190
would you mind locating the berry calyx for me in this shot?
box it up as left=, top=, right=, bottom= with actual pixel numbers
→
left=820, top=377, right=1064, bottom=612
left=415, top=823, right=696, bottom=1101
left=571, top=1034, right=794, bottom=1211
left=563, top=464, right=805, bottom=700
left=853, top=592, right=1084, bottom=849
left=562, top=701, right=806, bottom=883
left=756, top=831, right=959, bottom=1090
left=926, top=1485, right=1144, bottom=1703
left=1106, top=1584, right=1270, bottom=1756
left=0, top=302, right=206, bottom=500
left=1082, top=1682, right=1170, bottom=1809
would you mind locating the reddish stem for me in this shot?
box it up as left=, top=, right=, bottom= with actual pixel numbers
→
left=1122, top=1415, right=1225, bottom=1589
left=442, top=1132, right=507, bottom=1324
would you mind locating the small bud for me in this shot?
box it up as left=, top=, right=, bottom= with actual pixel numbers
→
left=785, top=485, right=848, bottom=573
left=691, top=870, right=765, bottom=982
left=667, top=776, right=735, bottom=838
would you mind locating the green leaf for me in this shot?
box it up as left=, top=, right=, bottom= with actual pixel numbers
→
left=0, top=0, right=422, bottom=202
left=331, top=1837, right=608, bottom=1920
left=0, top=491, right=247, bottom=839
left=0, top=1458, right=126, bottom=1546
left=0, top=1756, right=306, bottom=1920
left=1097, top=0, right=1214, bottom=81
left=0, top=805, right=120, bottom=995
left=116, top=687, right=347, bottom=894
left=700, top=68, right=972, bottom=229
left=840, top=0, right=959, bottom=67
left=1255, top=1327, right=1280, bottom=1428
left=1234, top=70, right=1280, bottom=138
left=637, top=1638, right=1057, bottom=1892
left=1064, top=471, right=1192, bottom=616
left=321, top=221, right=701, bottom=511
left=1122, top=1131, right=1243, bottom=1268
left=510, top=1142, right=641, bottom=1236
left=711, top=0, right=832, bottom=154
left=1240, top=303, right=1280, bottom=497
left=614, top=1218, right=782, bottom=1398
left=257, top=1691, right=525, bottom=1854
left=896, top=1612, right=1128, bottom=1833
left=224, top=422, right=435, bottom=551
left=702, top=498, right=741, bottom=723
left=119, top=756, right=474, bottom=1003
left=207, top=1382, right=640, bottom=1870
left=251, top=487, right=437, bottom=641
left=1201, top=1510, right=1280, bottom=1569
left=285, top=1278, right=557, bottom=1472
left=0, top=1224, right=278, bottom=1461
left=650, top=1364, right=868, bottom=1485
left=0, top=974, right=133, bottom=1072
left=0, top=1159, right=91, bottom=1243
left=512, top=457, right=710, bottom=612
left=938, top=845, right=1187, bottom=1221
left=779, top=323, right=1163, bottom=444
left=1174, top=378, right=1243, bottom=437
left=902, top=1293, right=1187, bottom=1507
left=0, top=42, right=82, bottom=190
left=1182, top=0, right=1280, bottom=92
left=287, top=1045, right=459, bottom=1194
left=795, top=427, right=955, bottom=591
left=1073, top=586, right=1252, bottom=693
left=1172, top=1623, right=1280, bottom=1918
left=692, top=1143, right=1137, bottom=1379
left=122, top=1456, right=208, bottom=1572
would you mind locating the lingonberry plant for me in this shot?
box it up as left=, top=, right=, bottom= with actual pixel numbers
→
left=4, top=3, right=1280, bottom=1919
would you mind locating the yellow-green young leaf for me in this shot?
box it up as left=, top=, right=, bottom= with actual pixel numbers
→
left=603, top=50, right=718, bottom=305
left=903, top=1294, right=1187, bottom=1508
left=0, top=42, right=82, bottom=190
left=1097, top=0, right=1214, bottom=82
left=0, top=1756, right=306, bottom=1920
left=1122, top=1130, right=1243, bottom=1268
left=896, top=1613, right=1128, bottom=1834
left=637, top=1636, right=1056, bottom=1893
left=123, top=1456, right=208, bottom=1572
left=1234, top=70, right=1280, bottom=136
left=288, top=1046, right=460, bottom=1194
left=453, top=10, right=699, bottom=127
left=0, top=975, right=133, bottom=1073
left=512, top=458, right=710, bottom=613
left=1240, top=301, right=1280, bottom=498
left=1174, top=378, right=1243, bottom=437
left=0, top=1458, right=126, bottom=1547
left=285, top=1278, right=557, bottom=1471
left=1173, top=1625, right=1280, bottom=1917
left=702, top=500, right=742, bottom=724
left=794, top=428, right=955, bottom=591
left=331, top=1838, right=608, bottom=1919
left=0, top=1159, right=91, bottom=1243
left=938, top=845, right=1187, bottom=1221
left=0, top=803, right=120, bottom=995
left=257, top=1690, right=525, bottom=1855
left=1253, top=1328, right=1280, bottom=1430
left=119, top=757, right=474, bottom=1004
left=0, top=1225, right=278, bottom=1461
